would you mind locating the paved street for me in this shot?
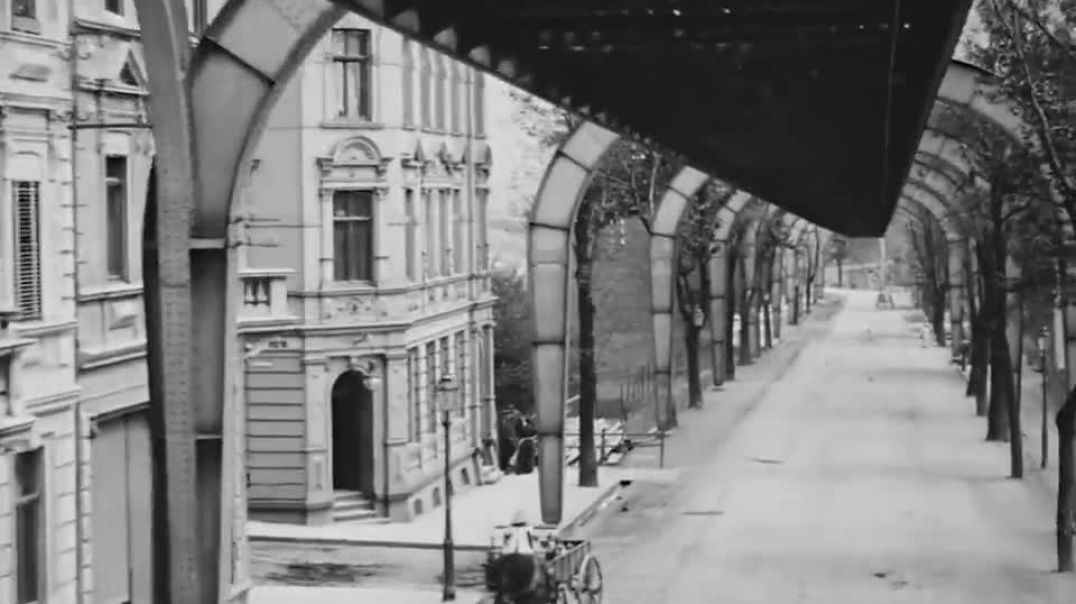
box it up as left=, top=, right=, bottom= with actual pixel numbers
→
left=576, top=289, right=1076, bottom=603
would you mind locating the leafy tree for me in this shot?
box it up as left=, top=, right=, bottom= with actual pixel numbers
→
left=675, top=180, right=735, bottom=408
left=827, top=235, right=851, bottom=286
left=900, top=203, right=950, bottom=345
left=970, top=0, right=1076, bottom=569
left=492, top=269, right=534, bottom=414
left=511, top=90, right=680, bottom=485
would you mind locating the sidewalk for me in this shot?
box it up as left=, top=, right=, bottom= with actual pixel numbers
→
left=954, top=352, right=1061, bottom=500
left=249, top=465, right=633, bottom=549
left=249, top=585, right=486, bottom=604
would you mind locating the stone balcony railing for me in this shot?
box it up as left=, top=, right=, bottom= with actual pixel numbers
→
left=238, top=268, right=297, bottom=329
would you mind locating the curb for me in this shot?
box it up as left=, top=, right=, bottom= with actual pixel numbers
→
left=557, top=480, right=626, bottom=535
left=249, top=481, right=627, bottom=551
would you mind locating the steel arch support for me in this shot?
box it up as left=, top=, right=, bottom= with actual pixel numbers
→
left=649, top=167, right=709, bottom=426
left=528, top=121, right=619, bottom=525
left=938, top=61, right=1023, bottom=139
left=138, top=0, right=344, bottom=601
left=706, top=191, right=751, bottom=386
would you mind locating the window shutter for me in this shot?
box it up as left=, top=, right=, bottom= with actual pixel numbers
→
left=13, top=182, right=42, bottom=320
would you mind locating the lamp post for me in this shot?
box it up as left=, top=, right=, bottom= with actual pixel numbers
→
left=1038, top=327, right=1049, bottom=469
left=438, top=373, right=461, bottom=601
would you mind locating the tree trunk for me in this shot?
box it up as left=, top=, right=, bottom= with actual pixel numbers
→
left=932, top=285, right=947, bottom=347
left=685, top=322, right=702, bottom=408
left=739, top=292, right=754, bottom=365
left=986, top=299, right=1013, bottom=442
left=724, top=252, right=737, bottom=380
left=763, top=297, right=773, bottom=350
left=573, top=205, right=598, bottom=488
left=1058, top=389, right=1076, bottom=572
left=837, top=259, right=843, bottom=287
left=969, top=313, right=990, bottom=416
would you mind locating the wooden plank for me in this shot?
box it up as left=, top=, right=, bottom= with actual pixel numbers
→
left=245, top=388, right=303, bottom=404
left=248, top=468, right=306, bottom=486
left=247, top=421, right=304, bottom=437
left=248, top=404, right=305, bottom=421
left=247, top=436, right=304, bottom=453
left=246, top=356, right=303, bottom=374
left=246, top=372, right=304, bottom=389
left=247, top=451, right=306, bottom=469
left=249, top=484, right=306, bottom=500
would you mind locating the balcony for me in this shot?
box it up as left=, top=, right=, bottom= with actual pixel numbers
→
left=239, top=268, right=297, bottom=330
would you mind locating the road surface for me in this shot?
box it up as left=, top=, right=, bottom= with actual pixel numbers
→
left=576, top=289, right=1076, bottom=603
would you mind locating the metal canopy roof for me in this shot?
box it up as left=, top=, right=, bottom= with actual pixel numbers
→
left=350, top=0, right=975, bottom=236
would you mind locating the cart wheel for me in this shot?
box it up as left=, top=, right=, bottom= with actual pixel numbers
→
left=572, top=555, right=603, bottom=604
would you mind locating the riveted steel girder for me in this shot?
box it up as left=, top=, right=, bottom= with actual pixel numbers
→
left=528, top=121, right=619, bottom=524
left=706, top=191, right=752, bottom=385
left=648, top=167, right=710, bottom=424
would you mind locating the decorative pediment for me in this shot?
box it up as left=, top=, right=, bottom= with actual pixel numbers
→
left=437, top=140, right=463, bottom=171
left=317, top=136, right=392, bottom=176
left=401, top=136, right=433, bottom=170
left=117, top=52, right=148, bottom=90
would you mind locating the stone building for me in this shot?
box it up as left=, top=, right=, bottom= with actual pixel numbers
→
left=0, top=2, right=497, bottom=603
left=237, top=11, right=498, bottom=525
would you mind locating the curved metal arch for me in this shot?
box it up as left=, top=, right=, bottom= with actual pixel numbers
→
left=936, top=60, right=1023, bottom=141
left=898, top=193, right=969, bottom=356
left=705, top=190, right=752, bottom=386
left=527, top=120, right=620, bottom=524
left=138, top=0, right=347, bottom=598
left=648, top=166, right=710, bottom=427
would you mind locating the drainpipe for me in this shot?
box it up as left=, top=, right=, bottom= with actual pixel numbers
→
left=67, top=9, right=85, bottom=602
left=464, top=68, right=480, bottom=452
left=381, top=357, right=390, bottom=517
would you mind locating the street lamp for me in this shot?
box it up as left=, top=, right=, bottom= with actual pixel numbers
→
left=438, top=373, right=461, bottom=601
left=1037, top=327, right=1049, bottom=469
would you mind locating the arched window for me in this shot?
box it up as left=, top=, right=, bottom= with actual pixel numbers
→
left=434, top=54, right=446, bottom=130
left=402, top=37, right=414, bottom=127
left=474, top=71, right=486, bottom=137
left=449, top=61, right=460, bottom=133
left=420, top=48, right=431, bottom=127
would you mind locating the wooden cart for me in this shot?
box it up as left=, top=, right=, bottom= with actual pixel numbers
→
left=484, top=525, right=604, bottom=604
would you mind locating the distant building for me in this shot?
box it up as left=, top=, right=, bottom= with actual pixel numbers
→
left=239, top=13, right=499, bottom=525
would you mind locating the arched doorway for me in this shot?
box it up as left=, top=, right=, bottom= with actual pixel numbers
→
left=330, top=371, right=374, bottom=495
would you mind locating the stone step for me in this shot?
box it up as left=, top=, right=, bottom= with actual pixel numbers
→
left=333, top=506, right=390, bottom=524
left=333, top=490, right=373, bottom=507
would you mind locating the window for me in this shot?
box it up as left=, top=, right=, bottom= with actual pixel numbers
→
left=425, top=342, right=437, bottom=433
left=455, top=331, right=467, bottom=417
left=331, top=29, right=372, bottom=121
left=440, top=190, right=452, bottom=276
left=13, top=181, right=41, bottom=320
left=402, top=38, right=414, bottom=127
left=474, top=72, right=486, bottom=137
left=11, top=0, right=39, bottom=34
left=15, top=449, right=44, bottom=604
left=449, top=62, right=460, bottom=133
left=419, top=49, right=431, bottom=127
left=332, top=190, right=374, bottom=282
left=434, top=55, right=446, bottom=130
left=405, top=189, right=418, bottom=281
left=452, top=190, right=464, bottom=274
left=106, top=156, right=129, bottom=280
left=423, top=190, right=437, bottom=278
left=475, top=189, right=489, bottom=273
left=105, top=0, right=124, bottom=15
left=409, top=348, right=422, bottom=440
left=440, top=336, right=451, bottom=379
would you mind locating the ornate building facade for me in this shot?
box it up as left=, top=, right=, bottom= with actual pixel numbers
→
left=0, top=2, right=496, bottom=603
left=239, top=12, right=498, bottom=525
